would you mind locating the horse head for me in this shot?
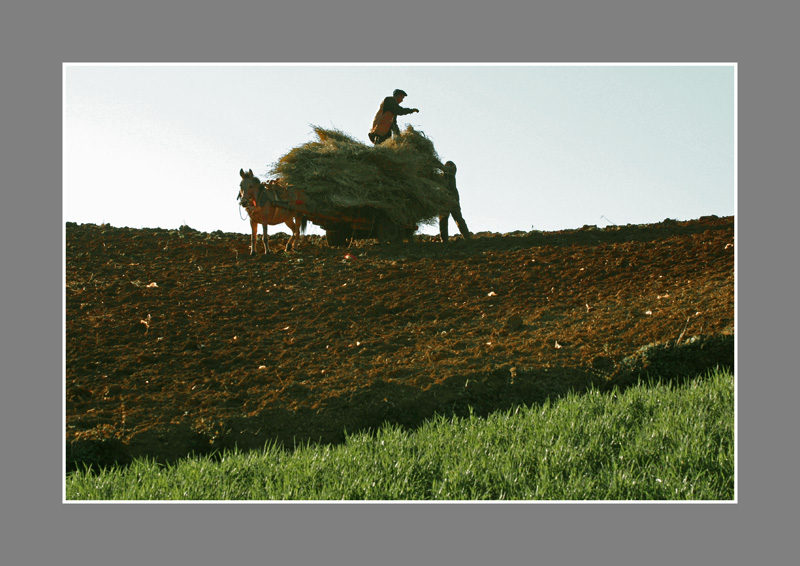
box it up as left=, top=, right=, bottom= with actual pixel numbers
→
left=238, top=168, right=261, bottom=207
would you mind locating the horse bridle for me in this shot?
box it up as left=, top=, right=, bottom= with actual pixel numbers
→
left=238, top=178, right=261, bottom=208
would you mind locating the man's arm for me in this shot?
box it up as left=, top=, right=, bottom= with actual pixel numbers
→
left=384, top=97, right=418, bottom=116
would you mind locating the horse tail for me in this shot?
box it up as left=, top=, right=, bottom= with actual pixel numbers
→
left=300, top=216, right=308, bottom=234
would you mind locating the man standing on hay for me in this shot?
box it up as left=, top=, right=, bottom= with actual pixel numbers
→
left=368, top=89, right=419, bottom=145
left=438, top=160, right=472, bottom=243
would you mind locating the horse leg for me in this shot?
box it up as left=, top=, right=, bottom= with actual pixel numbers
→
left=262, top=222, right=269, bottom=254
left=285, top=218, right=298, bottom=252
left=250, top=219, right=259, bottom=255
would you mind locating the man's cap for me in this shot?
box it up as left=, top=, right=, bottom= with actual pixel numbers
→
left=393, top=89, right=408, bottom=97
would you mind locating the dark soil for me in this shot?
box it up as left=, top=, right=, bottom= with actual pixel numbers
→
left=65, top=216, right=734, bottom=471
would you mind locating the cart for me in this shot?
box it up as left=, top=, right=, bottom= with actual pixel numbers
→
left=258, top=182, right=417, bottom=247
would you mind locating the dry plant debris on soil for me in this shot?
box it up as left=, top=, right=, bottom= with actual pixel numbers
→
left=66, top=216, right=734, bottom=471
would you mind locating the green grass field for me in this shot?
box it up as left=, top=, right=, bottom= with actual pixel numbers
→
left=66, top=367, right=734, bottom=501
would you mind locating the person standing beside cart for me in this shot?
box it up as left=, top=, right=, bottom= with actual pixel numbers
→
left=438, top=160, right=472, bottom=243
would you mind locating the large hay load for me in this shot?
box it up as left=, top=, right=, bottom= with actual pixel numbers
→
left=269, top=126, right=457, bottom=235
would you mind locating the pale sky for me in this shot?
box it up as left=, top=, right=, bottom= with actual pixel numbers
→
left=63, top=63, right=735, bottom=236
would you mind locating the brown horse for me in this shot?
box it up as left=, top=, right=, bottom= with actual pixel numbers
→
left=238, top=169, right=307, bottom=255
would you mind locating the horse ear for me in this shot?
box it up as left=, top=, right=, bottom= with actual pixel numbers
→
left=240, top=168, right=246, bottom=178
left=248, top=169, right=254, bottom=177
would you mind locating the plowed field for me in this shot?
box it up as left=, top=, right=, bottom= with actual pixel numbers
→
left=65, top=216, right=734, bottom=470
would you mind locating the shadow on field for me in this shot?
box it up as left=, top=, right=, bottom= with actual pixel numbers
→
left=67, top=333, right=732, bottom=473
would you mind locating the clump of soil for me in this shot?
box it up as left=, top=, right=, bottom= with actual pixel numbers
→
left=65, top=216, right=734, bottom=471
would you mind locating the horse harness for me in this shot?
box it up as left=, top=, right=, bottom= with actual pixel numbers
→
left=242, top=180, right=304, bottom=213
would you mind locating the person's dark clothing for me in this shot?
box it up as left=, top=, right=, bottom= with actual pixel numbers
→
left=439, top=162, right=471, bottom=242
left=369, top=96, right=417, bottom=144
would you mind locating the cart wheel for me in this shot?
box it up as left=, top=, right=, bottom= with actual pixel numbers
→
left=326, top=225, right=349, bottom=247
left=378, top=219, right=405, bottom=246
